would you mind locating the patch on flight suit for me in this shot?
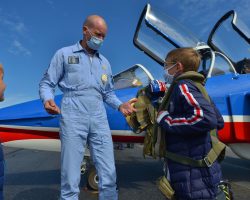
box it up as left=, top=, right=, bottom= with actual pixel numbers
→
left=101, top=74, right=108, bottom=84
left=68, top=56, right=79, bottom=64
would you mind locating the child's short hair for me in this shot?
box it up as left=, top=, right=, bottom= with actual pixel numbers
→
left=166, top=48, right=201, bottom=72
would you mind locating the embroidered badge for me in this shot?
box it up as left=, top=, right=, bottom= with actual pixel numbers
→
left=101, top=74, right=108, bottom=84
left=68, top=56, right=79, bottom=64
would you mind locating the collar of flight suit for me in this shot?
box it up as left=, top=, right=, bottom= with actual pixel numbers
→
left=72, top=41, right=102, bottom=61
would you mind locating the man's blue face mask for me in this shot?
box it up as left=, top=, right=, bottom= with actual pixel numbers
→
left=86, top=28, right=103, bottom=50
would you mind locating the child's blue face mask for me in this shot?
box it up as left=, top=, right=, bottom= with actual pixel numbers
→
left=86, top=29, right=103, bottom=50
left=164, top=63, right=177, bottom=84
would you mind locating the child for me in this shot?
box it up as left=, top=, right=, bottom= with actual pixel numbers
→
left=0, top=63, right=6, bottom=200
left=156, top=48, right=224, bottom=200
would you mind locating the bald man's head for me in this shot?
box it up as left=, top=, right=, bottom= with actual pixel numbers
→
left=83, top=15, right=107, bottom=31
left=81, top=15, right=108, bottom=52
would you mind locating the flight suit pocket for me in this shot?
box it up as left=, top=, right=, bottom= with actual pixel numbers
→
left=60, top=97, right=71, bottom=116
left=65, top=64, right=89, bottom=86
left=61, top=97, right=82, bottom=118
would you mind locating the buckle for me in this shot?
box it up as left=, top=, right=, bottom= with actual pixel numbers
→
left=203, top=157, right=212, bottom=167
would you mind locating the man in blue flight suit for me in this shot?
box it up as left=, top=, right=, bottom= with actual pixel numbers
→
left=0, top=64, right=6, bottom=200
left=39, top=15, right=135, bottom=200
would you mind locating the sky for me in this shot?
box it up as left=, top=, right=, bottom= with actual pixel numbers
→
left=0, top=0, right=249, bottom=108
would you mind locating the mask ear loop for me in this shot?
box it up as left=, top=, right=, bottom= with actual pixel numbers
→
left=85, top=27, right=93, bottom=38
left=164, top=63, right=177, bottom=73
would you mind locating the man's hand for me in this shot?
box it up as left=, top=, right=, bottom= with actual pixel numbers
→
left=119, top=98, right=137, bottom=116
left=44, top=99, right=60, bottom=115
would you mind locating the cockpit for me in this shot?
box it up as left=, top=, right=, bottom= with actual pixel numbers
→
left=133, top=4, right=249, bottom=81
left=113, top=64, right=154, bottom=90
left=207, top=10, right=250, bottom=75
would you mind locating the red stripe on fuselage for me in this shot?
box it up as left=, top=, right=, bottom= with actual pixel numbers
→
left=219, top=121, right=250, bottom=143
left=0, top=127, right=144, bottom=143
left=0, top=127, right=59, bottom=143
left=1, top=121, right=249, bottom=144
left=112, top=135, right=144, bottom=143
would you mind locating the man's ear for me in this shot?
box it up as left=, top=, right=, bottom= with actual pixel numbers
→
left=83, top=26, right=88, bottom=35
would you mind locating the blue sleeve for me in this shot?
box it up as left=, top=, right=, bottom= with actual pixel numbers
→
left=211, top=99, right=224, bottom=130
left=157, top=83, right=219, bottom=135
left=102, top=62, right=122, bottom=110
left=39, top=50, right=64, bottom=104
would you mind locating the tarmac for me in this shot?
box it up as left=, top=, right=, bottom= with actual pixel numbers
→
left=3, top=143, right=250, bottom=200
